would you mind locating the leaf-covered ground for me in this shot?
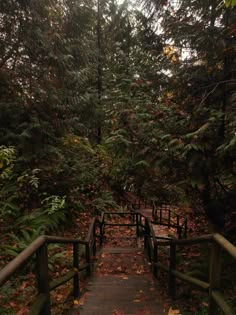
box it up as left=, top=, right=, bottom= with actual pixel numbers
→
left=70, top=219, right=180, bottom=315
left=1, top=206, right=235, bottom=314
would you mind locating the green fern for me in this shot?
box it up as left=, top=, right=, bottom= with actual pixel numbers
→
left=0, top=146, right=16, bottom=179
left=42, top=195, right=66, bottom=215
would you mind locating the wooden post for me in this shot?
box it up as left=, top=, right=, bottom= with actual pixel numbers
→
left=153, top=242, right=158, bottom=278
left=184, top=219, right=187, bottom=238
left=168, top=240, right=176, bottom=298
left=209, top=242, right=222, bottom=315
left=168, top=210, right=171, bottom=228
left=73, top=243, right=79, bottom=298
left=86, top=243, right=91, bottom=275
left=93, top=223, right=96, bottom=256
left=160, top=208, right=162, bottom=224
left=177, top=215, right=181, bottom=239
left=177, top=215, right=180, bottom=229
left=177, top=227, right=182, bottom=239
left=146, top=219, right=152, bottom=262
left=136, top=213, right=139, bottom=236
left=100, top=218, right=104, bottom=245
left=144, top=218, right=149, bottom=255
left=36, top=244, right=51, bottom=315
left=131, top=211, right=134, bottom=224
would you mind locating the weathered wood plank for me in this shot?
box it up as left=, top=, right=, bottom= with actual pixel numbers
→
left=70, top=275, right=167, bottom=315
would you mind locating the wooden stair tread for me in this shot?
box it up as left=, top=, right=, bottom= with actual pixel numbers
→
left=102, top=247, right=141, bottom=254
left=69, top=275, right=168, bottom=315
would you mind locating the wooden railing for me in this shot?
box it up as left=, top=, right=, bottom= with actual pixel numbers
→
left=110, top=203, right=235, bottom=315
left=0, top=218, right=99, bottom=315
left=124, top=200, right=187, bottom=239
left=2, top=206, right=234, bottom=315
left=99, top=211, right=139, bottom=245
left=151, top=204, right=188, bottom=239
left=144, top=231, right=236, bottom=315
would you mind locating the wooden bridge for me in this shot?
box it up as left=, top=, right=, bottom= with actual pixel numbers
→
left=0, top=201, right=236, bottom=315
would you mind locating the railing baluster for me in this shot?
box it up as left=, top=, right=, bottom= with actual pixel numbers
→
left=177, top=215, right=181, bottom=239
left=168, top=210, right=171, bottom=228
left=153, top=242, right=158, bottom=278
left=177, top=215, right=180, bottom=229
left=184, top=219, right=187, bottom=238
left=144, top=218, right=149, bottom=256
left=100, top=215, right=105, bottom=245
left=73, top=243, right=79, bottom=298
left=93, top=221, right=96, bottom=256
left=36, top=244, right=51, bottom=315
left=86, top=243, right=91, bottom=275
left=168, top=240, right=176, bottom=298
left=136, top=213, right=139, bottom=236
left=209, top=242, right=222, bottom=315
left=152, top=202, right=155, bottom=219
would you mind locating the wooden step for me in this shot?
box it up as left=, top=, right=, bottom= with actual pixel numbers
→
left=102, top=247, right=141, bottom=254
left=68, top=275, right=168, bottom=315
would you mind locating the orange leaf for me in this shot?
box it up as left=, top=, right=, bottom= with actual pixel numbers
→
left=168, top=307, right=182, bottom=315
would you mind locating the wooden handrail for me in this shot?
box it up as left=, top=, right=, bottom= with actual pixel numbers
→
left=213, top=233, right=236, bottom=259
left=0, top=236, right=92, bottom=287
left=80, top=210, right=236, bottom=315
left=212, top=291, right=235, bottom=315
left=174, top=234, right=214, bottom=245
left=46, top=236, right=88, bottom=245
left=0, top=217, right=99, bottom=315
left=151, top=232, right=236, bottom=315
left=86, top=217, right=97, bottom=243
left=0, top=236, right=46, bottom=286
left=124, top=198, right=235, bottom=315
left=102, top=209, right=186, bottom=240
left=2, top=207, right=234, bottom=315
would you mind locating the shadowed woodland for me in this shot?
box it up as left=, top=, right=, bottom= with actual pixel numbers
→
left=0, top=0, right=236, bottom=314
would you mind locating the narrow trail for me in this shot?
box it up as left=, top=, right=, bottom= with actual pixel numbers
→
left=67, top=215, right=173, bottom=315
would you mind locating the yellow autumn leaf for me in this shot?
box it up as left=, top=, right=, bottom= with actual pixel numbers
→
left=168, top=306, right=182, bottom=315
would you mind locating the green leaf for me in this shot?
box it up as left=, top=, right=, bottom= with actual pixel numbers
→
left=224, top=0, right=236, bottom=7
left=135, top=160, right=150, bottom=167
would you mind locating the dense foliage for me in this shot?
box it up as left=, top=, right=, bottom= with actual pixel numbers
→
left=1, top=0, right=236, bottom=244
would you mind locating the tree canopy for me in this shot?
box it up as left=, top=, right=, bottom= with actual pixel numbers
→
left=1, top=0, right=236, bottom=241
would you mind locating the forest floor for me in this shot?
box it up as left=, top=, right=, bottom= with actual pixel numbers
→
left=0, top=205, right=235, bottom=314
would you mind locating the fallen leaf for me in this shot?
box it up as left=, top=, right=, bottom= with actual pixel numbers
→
left=17, top=307, right=29, bottom=315
left=168, top=306, right=182, bottom=315
left=112, top=309, right=125, bottom=315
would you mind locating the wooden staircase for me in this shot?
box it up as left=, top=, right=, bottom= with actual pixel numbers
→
left=0, top=196, right=236, bottom=315
left=67, top=207, right=173, bottom=315
left=68, top=246, right=168, bottom=315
